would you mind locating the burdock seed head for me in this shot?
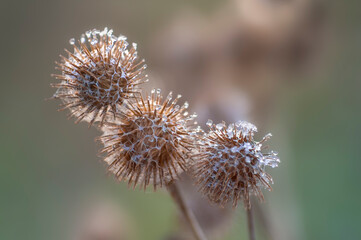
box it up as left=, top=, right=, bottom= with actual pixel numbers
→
left=99, top=89, right=201, bottom=190
left=51, top=27, right=148, bottom=126
left=192, top=120, right=280, bottom=209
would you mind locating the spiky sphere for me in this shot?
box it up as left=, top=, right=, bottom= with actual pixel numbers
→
left=192, top=120, right=280, bottom=208
left=99, top=89, right=200, bottom=190
left=52, top=27, right=148, bottom=126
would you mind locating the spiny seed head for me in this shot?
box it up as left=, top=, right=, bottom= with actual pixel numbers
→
left=51, top=27, right=148, bottom=126
left=99, top=89, right=201, bottom=190
left=192, top=120, right=280, bottom=209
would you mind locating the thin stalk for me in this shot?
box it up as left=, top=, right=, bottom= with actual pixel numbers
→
left=254, top=201, right=274, bottom=240
left=247, top=206, right=256, bottom=240
left=167, top=181, right=208, bottom=240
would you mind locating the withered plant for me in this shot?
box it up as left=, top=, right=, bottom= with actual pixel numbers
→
left=99, top=89, right=200, bottom=190
left=51, top=27, right=280, bottom=240
left=192, top=120, right=279, bottom=240
left=192, top=120, right=279, bottom=209
left=51, top=28, right=148, bottom=127
left=97, top=89, right=207, bottom=239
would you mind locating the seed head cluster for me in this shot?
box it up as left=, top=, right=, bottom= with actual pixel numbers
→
left=52, top=28, right=148, bottom=126
left=51, top=28, right=280, bottom=207
left=99, top=89, right=200, bottom=190
left=192, top=120, right=280, bottom=208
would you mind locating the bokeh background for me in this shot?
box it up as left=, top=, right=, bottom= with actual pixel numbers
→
left=1, top=0, right=360, bottom=239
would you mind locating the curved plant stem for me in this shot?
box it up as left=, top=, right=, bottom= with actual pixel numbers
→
left=247, top=206, right=256, bottom=240
left=167, top=181, right=208, bottom=240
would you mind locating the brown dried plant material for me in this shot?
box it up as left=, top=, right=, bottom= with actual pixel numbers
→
left=192, top=120, right=279, bottom=209
left=99, top=89, right=201, bottom=190
left=51, top=28, right=148, bottom=126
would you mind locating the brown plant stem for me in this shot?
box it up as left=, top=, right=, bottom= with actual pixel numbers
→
left=247, top=206, right=256, bottom=240
left=254, top=201, right=274, bottom=240
left=167, top=181, right=208, bottom=240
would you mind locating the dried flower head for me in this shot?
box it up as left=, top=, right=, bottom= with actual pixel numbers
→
left=51, top=27, right=148, bottom=126
left=192, top=120, right=280, bottom=208
left=99, top=89, right=200, bottom=190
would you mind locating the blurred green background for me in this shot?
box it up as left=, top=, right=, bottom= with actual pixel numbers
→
left=1, top=0, right=360, bottom=240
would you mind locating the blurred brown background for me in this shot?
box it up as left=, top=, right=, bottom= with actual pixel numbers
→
left=1, top=0, right=360, bottom=239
